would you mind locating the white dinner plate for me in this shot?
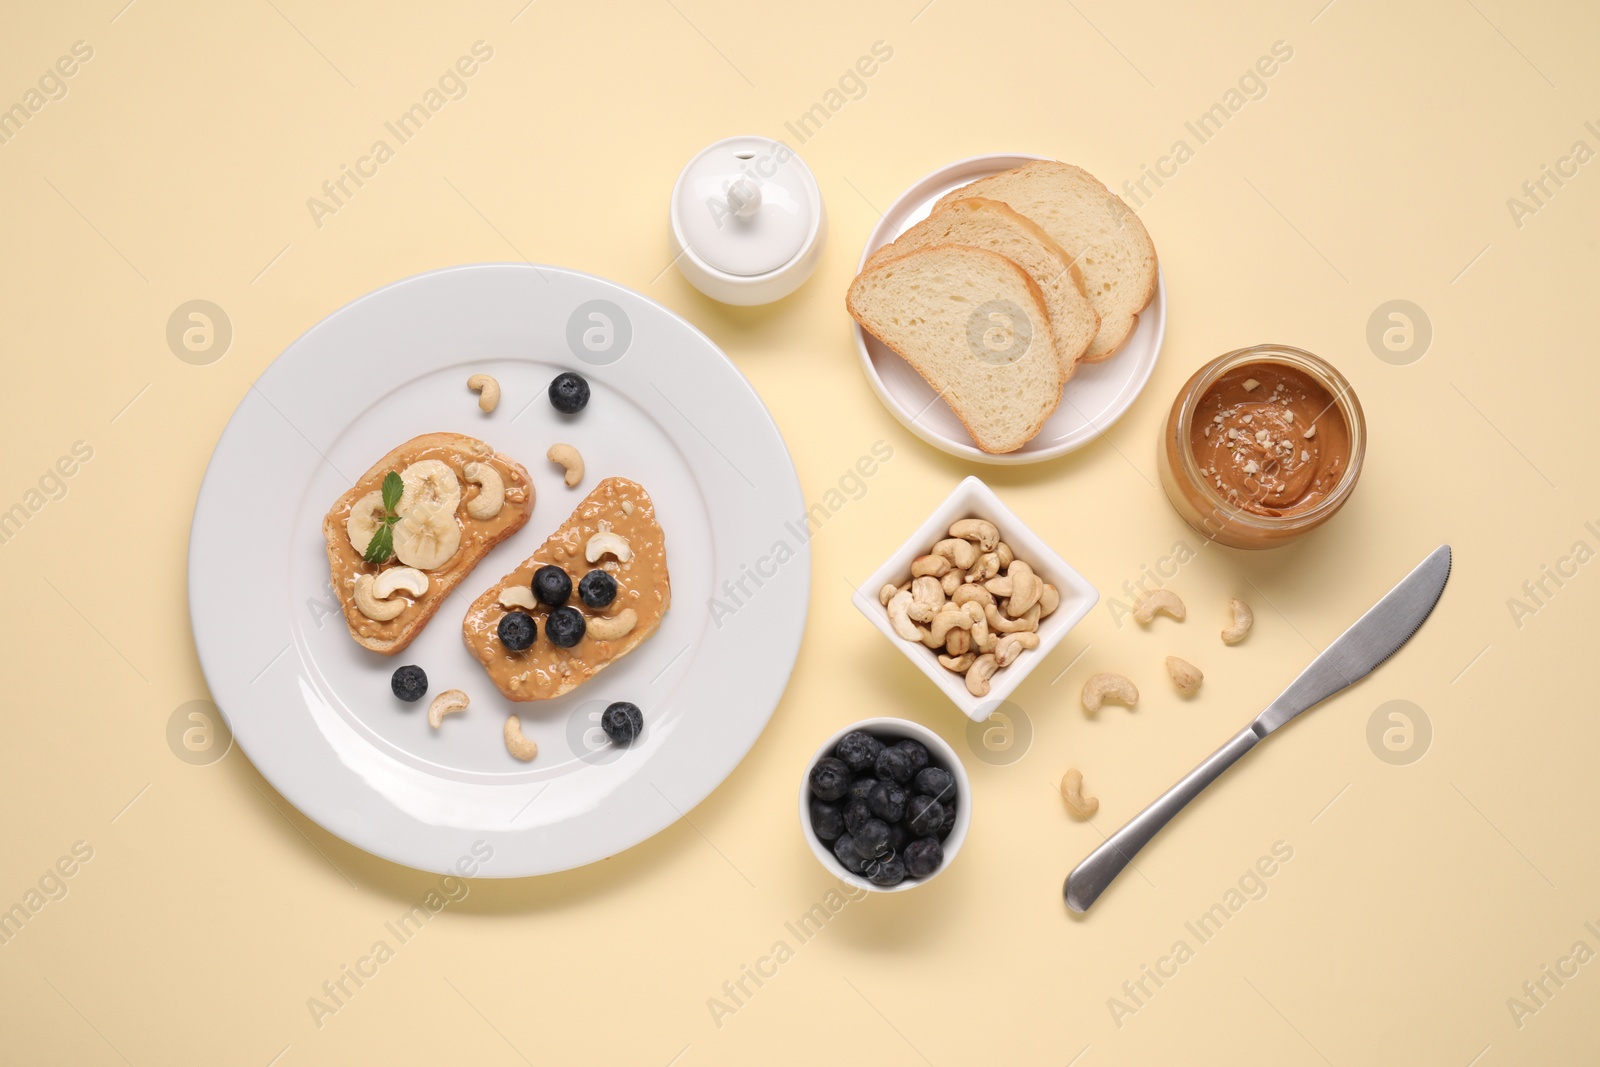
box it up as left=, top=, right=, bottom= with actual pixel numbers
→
left=853, top=153, right=1166, bottom=465
left=188, top=264, right=809, bottom=877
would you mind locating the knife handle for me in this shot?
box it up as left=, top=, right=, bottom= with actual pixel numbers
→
left=1064, top=725, right=1262, bottom=912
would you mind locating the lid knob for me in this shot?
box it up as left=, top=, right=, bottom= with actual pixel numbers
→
left=726, top=177, right=762, bottom=220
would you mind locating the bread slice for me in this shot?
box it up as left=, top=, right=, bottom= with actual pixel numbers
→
left=864, top=197, right=1099, bottom=377
left=933, top=161, right=1157, bottom=362
left=322, top=433, right=535, bottom=654
left=847, top=245, right=1062, bottom=453
left=462, top=477, right=670, bottom=702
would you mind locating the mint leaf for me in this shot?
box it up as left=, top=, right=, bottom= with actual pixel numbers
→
left=363, top=523, right=395, bottom=564
left=381, top=470, right=403, bottom=512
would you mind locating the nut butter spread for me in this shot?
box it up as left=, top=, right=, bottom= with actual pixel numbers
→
left=462, top=477, right=670, bottom=701
left=1189, top=364, right=1351, bottom=517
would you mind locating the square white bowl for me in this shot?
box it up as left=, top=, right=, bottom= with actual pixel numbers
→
left=852, top=476, right=1099, bottom=722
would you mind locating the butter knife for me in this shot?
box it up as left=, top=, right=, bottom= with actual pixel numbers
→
left=1064, top=544, right=1452, bottom=913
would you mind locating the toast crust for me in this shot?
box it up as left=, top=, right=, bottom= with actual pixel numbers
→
left=321, top=433, right=534, bottom=655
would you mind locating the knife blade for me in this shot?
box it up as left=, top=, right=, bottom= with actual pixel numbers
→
left=1064, top=544, right=1452, bottom=913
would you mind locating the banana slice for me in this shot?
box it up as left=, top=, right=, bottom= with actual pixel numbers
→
left=463, top=461, right=505, bottom=520
left=397, top=459, right=461, bottom=517
left=392, top=501, right=461, bottom=570
left=345, top=490, right=388, bottom=555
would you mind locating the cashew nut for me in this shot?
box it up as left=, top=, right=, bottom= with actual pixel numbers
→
left=353, top=573, right=407, bottom=622
left=992, top=561, right=1042, bottom=616
left=963, top=600, right=996, bottom=652
left=467, top=373, right=501, bottom=413
left=1133, top=588, right=1186, bottom=624
left=984, top=602, right=1039, bottom=634
left=965, top=653, right=999, bottom=697
left=428, top=689, right=469, bottom=729
left=966, top=552, right=1000, bottom=583
left=922, top=608, right=974, bottom=648
left=878, top=583, right=898, bottom=607
left=499, top=586, right=538, bottom=610
left=931, top=538, right=979, bottom=571
left=994, top=631, right=1040, bottom=667
left=1038, top=584, right=1060, bottom=618
left=911, top=554, right=951, bottom=578
left=585, top=522, right=633, bottom=564
left=372, top=566, right=428, bottom=599
left=1082, top=672, right=1139, bottom=714
left=463, top=461, right=506, bottom=520
left=939, top=651, right=976, bottom=673
left=1221, top=597, right=1254, bottom=645
left=940, top=570, right=962, bottom=596
left=503, top=715, right=538, bottom=761
left=1166, top=656, right=1203, bottom=697
left=995, top=542, right=1014, bottom=570
left=949, top=518, right=999, bottom=551
left=1060, top=768, right=1099, bottom=819
left=887, top=590, right=921, bottom=641
left=945, top=628, right=971, bottom=656
left=588, top=608, right=638, bottom=641
left=953, top=583, right=995, bottom=609
left=908, top=575, right=945, bottom=623
left=547, top=443, right=584, bottom=487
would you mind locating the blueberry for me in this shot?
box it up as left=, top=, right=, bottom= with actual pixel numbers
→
left=904, top=837, right=944, bottom=879
left=886, top=821, right=910, bottom=856
left=867, top=780, right=908, bottom=823
left=847, top=776, right=877, bottom=803
left=810, top=800, right=844, bottom=842
left=600, top=701, right=643, bottom=745
left=895, top=740, right=930, bottom=776
left=497, top=611, right=536, bottom=651
left=853, top=818, right=891, bottom=859
left=834, top=730, right=883, bottom=773
left=874, top=746, right=913, bottom=784
left=937, top=801, right=957, bottom=840
left=549, top=372, right=590, bottom=414
left=843, top=799, right=872, bottom=835
left=906, top=795, right=945, bottom=837
left=533, top=565, right=572, bottom=607
left=545, top=606, right=586, bottom=648
left=390, top=664, right=428, bottom=702
left=914, top=767, right=956, bottom=805
left=809, top=757, right=851, bottom=802
left=865, top=852, right=908, bottom=887
left=577, top=570, right=617, bottom=609
left=833, top=833, right=868, bottom=874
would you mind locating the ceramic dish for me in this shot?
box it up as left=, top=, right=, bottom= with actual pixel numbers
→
left=188, top=264, right=809, bottom=877
left=852, top=152, right=1166, bottom=464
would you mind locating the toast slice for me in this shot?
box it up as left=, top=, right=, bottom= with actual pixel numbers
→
left=847, top=244, right=1062, bottom=453
left=933, top=161, right=1157, bottom=362
left=322, top=433, right=535, bottom=654
left=462, top=477, right=670, bottom=701
left=864, top=197, right=1099, bottom=377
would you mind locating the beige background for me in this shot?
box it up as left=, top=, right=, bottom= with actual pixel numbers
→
left=2, top=0, right=1596, bottom=1062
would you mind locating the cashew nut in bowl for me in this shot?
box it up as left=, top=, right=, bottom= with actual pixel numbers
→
left=1082, top=672, right=1139, bottom=714
left=462, top=461, right=506, bottom=520
left=1132, top=588, right=1186, bottom=624
left=1038, top=584, right=1060, bottom=618
left=922, top=608, right=974, bottom=648
left=911, top=554, right=950, bottom=578
left=1005, top=562, right=1043, bottom=616
left=984, top=602, right=1039, bottom=634
left=428, top=689, right=469, bottom=729
left=963, top=600, right=996, bottom=652
left=908, top=576, right=945, bottom=623
left=353, top=573, right=407, bottom=622
left=938, top=651, right=976, bottom=673
left=878, top=583, right=898, bottom=607
left=887, top=590, right=922, bottom=641
left=587, top=608, right=638, bottom=641
left=504, top=715, right=538, bottom=761
left=945, top=628, right=971, bottom=657
left=1166, top=656, right=1203, bottom=696
left=994, top=631, right=1040, bottom=667
left=966, top=552, right=1000, bottom=583
left=1060, top=768, right=1099, bottom=819
left=467, top=373, right=501, bottom=413
left=940, top=570, right=962, bottom=596
left=931, top=537, right=978, bottom=571
left=949, top=518, right=999, bottom=551
left=547, top=443, right=584, bottom=487
left=965, top=653, right=999, bottom=697
left=995, top=542, right=1014, bottom=570
left=1222, top=597, right=1255, bottom=645
left=953, top=583, right=994, bottom=609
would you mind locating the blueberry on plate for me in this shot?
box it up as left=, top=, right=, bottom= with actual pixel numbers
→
left=914, top=767, right=956, bottom=805
left=497, top=611, right=536, bottom=651
left=834, top=730, right=883, bottom=773
left=906, top=795, right=945, bottom=837
left=867, top=780, right=908, bottom=823
left=904, top=837, right=944, bottom=879
left=810, top=800, right=844, bottom=842
left=533, top=565, right=572, bottom=606
left=545, top=606, right=586, bottom=648
left=549, top=371, right=590, bottom=414
left=843, top=798, right=872, bottom=836
left=809, top=756, right=851, bottom=802
left=853, top=818, right=891, bottom=860
left=578, top=569, right=617, bottom=608
left=833, top=833, right=868, bottom=874
left=390, top=664, right=428, bottom=702
left=600, top=701, right=643, bottom=745
left=865, top=852, right=907, bottom=887
left=874, top=746, right=913, bottom=784
left=895, top=739, right=930, bottom=776
left=847, top=776, right=877, bottom=803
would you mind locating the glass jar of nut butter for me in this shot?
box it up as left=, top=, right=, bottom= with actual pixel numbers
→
left=1157, top=344, right=1366, bottom=549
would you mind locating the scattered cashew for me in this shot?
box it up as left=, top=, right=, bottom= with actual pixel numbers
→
left=922, top=608, right=974, bottom=648
left=1060, top=769, right=1099, bottom=819
left=499, top=586, right=538, bottom=610
left=949, top=518, right=999, bottom=551
left=911, top=554, right=950, bottom=578
left=1082, top=672, right=1139, bottom=715
left=878, top=583, right=898, bottom=607
left=945, top=628, right=971, bottom=656
left=965, top=653, right=999, bottom=697
left=953, top=583, right=995, bottom=609
left=908, top=575, right=945, bottom=623
left=503, top=715, right=538, bottom=761
left=463, top=461, right=506, bottom=520
left=1166, top=656, right=1203, bottom=696
left=1038, top=584, right=1059, bottom=618
left=984, top=602, right=1039, bottom=634
left=588, top=608, right=638, bottom=641
left=994, top=631, right=1040, bottom=667
left=931, top=537, right=979, bottom=571
left=547, top=443, right=584, bottom=487
left=585, top=522, right=633, bottom=563
left=353, top=573, right=407, bottom=622
left=940, top=570, right=962, bottom=596
left=467, top=373, right=501, bottom=413
left=1221, top=597, right=1255, bottom=645
left=938, top=651, right=976, bottom=673
left=1133, top=588, right=1186, bottom=624
left=887, top=590, right=921, bottom=641
left=428, top=689, right=469, bottom=729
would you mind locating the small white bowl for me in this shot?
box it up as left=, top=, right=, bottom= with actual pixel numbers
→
left=799, top=717, right=972, bottom=893
left=852, top=476, right=1099, bottom=722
